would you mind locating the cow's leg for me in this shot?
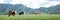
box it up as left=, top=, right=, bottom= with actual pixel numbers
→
left=8, top=14, right=10, bottom=17
left=19, top=14, right=21, bottom=15
left=13, top=15, right=14, bottom=16
left=12, top=14, right=15, bottom=16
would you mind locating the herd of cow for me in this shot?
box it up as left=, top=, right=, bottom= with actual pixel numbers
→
left=8, top=10, right=24, bottom=17
left=8, top=9, right=40, bottom=17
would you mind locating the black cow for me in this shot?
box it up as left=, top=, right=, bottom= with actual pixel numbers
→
left=19, top=12, right=24, bottom=15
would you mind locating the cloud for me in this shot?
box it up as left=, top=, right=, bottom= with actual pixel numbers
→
left=0, top=0, right=12, bottom=4
left=10, top=0, right=48, bottom=9
left=49, top=0, right=60, bottom=1
left=0, top=0, right=60, bottom=9
left=41, top=1, right=60, bottom=8
left=0, top=0, right=5, bottom=3
left=10, top=0, right=60, bottom=9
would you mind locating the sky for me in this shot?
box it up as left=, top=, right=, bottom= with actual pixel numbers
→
left=0, top=0, right=60, bottom=9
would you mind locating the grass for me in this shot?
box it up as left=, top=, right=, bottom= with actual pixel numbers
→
left=0, top=14, right=60, bottom=20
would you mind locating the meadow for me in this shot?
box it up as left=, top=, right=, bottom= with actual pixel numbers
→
left=0, top=14, right=60, bottom=20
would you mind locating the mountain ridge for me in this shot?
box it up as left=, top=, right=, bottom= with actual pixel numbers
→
left=0, top=4, right=60, bottom=15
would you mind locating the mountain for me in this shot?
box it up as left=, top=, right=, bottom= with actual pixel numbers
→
left=38, top=7, right=48, bottom=13
left=0, top=4, right=35, bottom=15
left=47, top=4, right=60, bottom=14
left=0, top=4, right=60, bottom=15
left=13, top=4, right=35, bottom=14
left=38, top=4, right=60, bottom=14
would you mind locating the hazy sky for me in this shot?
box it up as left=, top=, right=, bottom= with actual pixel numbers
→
left=0, top=0, right=60, bottom=9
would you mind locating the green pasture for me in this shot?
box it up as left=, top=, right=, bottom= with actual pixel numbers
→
left=0, top=14, right=60, bottom=20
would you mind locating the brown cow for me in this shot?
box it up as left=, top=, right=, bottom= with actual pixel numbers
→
left=8, top=10, right=15, bottom=17
left=35, top=11, right=41, bottom=15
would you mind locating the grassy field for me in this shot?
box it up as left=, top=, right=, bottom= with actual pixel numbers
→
left=0, top=14, right=60, bottom=20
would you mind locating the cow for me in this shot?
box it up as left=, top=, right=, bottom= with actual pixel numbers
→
left=35, top=11, right=41, bottom=15
left=8, top=10, right=15, bottom=17
left=19, top=12, right=24, bottom=15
